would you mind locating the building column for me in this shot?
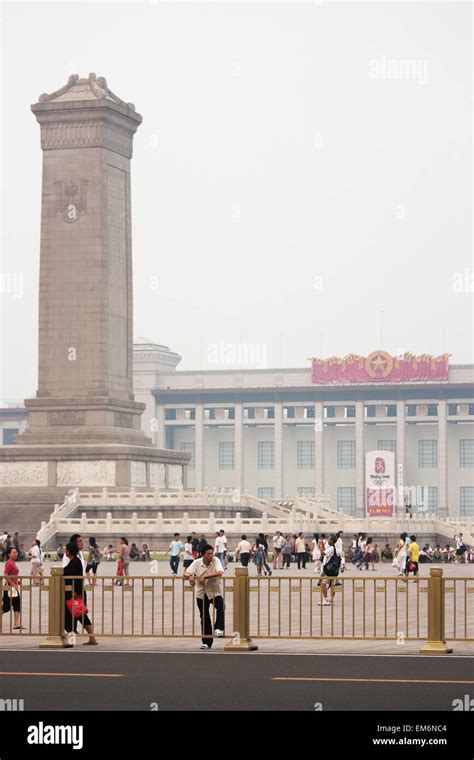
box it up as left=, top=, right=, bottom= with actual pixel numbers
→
left=438, top=398, right=448, bottom=518
left=234, top=403, right=244, bottom=496
left=156, top=403, right=165, bottom=449
left=355, top=400, right=365, bottom=516
left=274, top=402, right=283, bottom=499
left=315, top=401, right=324, bottom=494
left=195, top=404, right=204, bottom=492
left=396, top=399, right=405, bottom=515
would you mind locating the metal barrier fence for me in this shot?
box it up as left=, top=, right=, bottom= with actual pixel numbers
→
left=0, top=568, right=472, bottom=651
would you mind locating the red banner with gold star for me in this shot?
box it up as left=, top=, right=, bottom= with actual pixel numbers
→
left=310, top=351, right=449, bottom=384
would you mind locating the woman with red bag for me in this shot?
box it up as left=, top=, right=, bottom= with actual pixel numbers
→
left=63, top=542, right=98, bottom=646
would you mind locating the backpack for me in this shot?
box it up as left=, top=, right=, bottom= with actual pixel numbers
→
left=324, top=549, right=341, bottom=577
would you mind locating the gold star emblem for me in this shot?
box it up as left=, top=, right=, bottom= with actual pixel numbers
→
left=365, top=350, right=393, bottom=378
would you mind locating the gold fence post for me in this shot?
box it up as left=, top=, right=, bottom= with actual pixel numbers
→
left=420, top=567, right=453, bottom=654
left=40, top=567, right=67, bottom=649
left=224, top=567, right=258, bottom=651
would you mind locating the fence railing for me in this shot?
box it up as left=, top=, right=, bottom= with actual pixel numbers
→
left=0, top=568, right=471, bottom=651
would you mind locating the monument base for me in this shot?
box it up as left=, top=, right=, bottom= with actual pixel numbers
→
left=0, top=443, right=190, bottom=541
left=0, top=442, right=188, bottom=489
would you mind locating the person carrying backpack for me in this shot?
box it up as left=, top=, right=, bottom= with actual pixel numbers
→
left=319, top=534, right=341, bottom=606
left=253, top=537, right=272, bottom=577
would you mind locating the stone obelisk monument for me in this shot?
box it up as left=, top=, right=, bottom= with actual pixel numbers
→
left=0, top=74, right=188, bottom=517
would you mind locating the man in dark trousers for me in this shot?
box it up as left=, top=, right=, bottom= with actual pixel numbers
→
left=183, top=544, right=224, bottom=650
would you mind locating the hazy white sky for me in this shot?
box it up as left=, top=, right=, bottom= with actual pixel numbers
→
left=1, top=1, right=472, bottom=400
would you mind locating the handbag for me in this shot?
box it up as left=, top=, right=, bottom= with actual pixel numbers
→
left=66, top=594, right=88, bottom=619
left=116, top=559, right=124, bottom=577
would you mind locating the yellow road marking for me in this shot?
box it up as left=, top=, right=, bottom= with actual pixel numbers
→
left=0, top=672, right=122, bottom=678
left=273, top=677, right=474, bottom=684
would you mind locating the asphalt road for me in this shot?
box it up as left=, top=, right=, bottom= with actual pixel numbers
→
left=0, top=650, right=472, bottom=711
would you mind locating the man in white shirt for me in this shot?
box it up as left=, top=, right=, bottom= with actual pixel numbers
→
left=214, top=530, right=228, bottom=569
left=184, top=544, right=225, bottom=649
left=235, top=535, right=252, bottom=567
left=166, top=533, right=184, bottom=575
left=61, top=534, right=87, bottom=573
left=272, top=531, right=285, bottom=569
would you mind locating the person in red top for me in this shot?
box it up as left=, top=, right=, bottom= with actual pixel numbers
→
left=1, top=546, right=23, bottom=630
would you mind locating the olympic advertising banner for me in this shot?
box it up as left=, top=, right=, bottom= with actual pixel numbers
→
left=366, top=450, right=395, bottom=517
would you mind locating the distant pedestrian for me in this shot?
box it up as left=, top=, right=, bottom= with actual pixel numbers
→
left=405, top=535, right=420, bottom=578
left=318, top=534, right=341, bottom=606
left=253, top=537, right=272, bottom=576
left=214, top=530, right=228, bottom=569
left=198, top=534, right=207, bottom=558
left=30, top=539, right=44, bottom=586
left=235, top=535, right=252, bottom=567
left=85, top=537, right=101, bottom=585
left=114, top=537, right=130, bottom=586
left=272, top=531, right=285, bottom=569
left=335, top=531, right=345, bottom=573
left=183, top=535, right=194, bottom=570
left=167, top=533, right=184, bottom=576
left=357, top=537, right=376, bottom=571
left=455, top=533, right=467, bottom=563
left=191, top=533, right=200, bottom=559
left=393, top=532, right=408, bottom=576
left=0, top=531, right=8, bottom=562
left=295, top=532, right=307, bottom=569
left=282, top=535, right=292, bottom=568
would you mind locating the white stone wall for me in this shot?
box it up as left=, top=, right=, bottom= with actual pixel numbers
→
left=0, top=461, right=48, bottom=486
left=167, top=464, right=183, bottom=490
left=149, top=462, right=166, bottom=489
left=56, top=461, right=116, bottom=487
left=130, top=461, right=147, bottom=488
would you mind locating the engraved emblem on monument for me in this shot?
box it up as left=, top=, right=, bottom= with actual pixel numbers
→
left=55, top=179, right=88, bottom=223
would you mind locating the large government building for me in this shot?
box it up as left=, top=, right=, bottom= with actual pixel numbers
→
left=3, top=342, right=474, bottom=519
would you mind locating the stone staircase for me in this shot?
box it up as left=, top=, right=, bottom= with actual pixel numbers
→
left=0, top=487, right=72, bottom=546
